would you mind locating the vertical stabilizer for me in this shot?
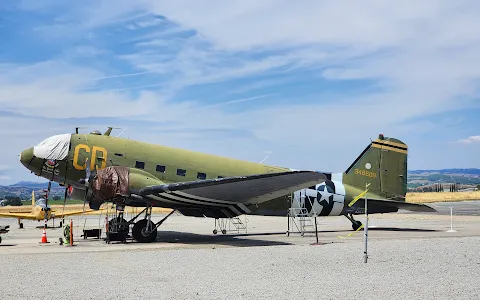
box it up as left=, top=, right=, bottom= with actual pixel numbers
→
left=343, top=134, right=408, bottom=201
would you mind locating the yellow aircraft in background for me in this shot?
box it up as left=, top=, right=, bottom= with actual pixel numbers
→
left=0, top=190, right=99, bottom=228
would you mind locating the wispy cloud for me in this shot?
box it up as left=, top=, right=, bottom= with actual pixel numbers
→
left=1, top=1, right=480, bottom=184
left=207, top=94, right=275, bottom=107
left=457, top=136, right=480, bottom=144
left=0, top=175, right=11, bottom=181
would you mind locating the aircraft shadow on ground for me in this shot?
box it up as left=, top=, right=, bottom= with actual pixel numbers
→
left=288, top=227, right=440, bottom=234
left=151, top=231, right=293, bottom=247
left=366, top=227, right=439, bottom=232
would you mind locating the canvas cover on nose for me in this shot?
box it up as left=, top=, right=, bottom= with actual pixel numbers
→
left=33, top=133, right=71, bottom=160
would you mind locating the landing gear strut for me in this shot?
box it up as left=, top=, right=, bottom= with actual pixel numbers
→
left=131, top=206, right=176, bottom=243
left=345, top=214, right=363, bottom=231
left=105, top=202, right=175, bottom=244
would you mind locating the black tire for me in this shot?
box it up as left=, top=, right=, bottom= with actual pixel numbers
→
left=352, top=220, right=362, bottom=231
left=19, top=223, right=24, bottom=229
left=108, top=217, right=129, bottom=234
left=0, top=236, right=2, bottom=243
left=213, top=229, right=218, bottom=234
left=132, top=219, right=157, bottom=243
left=221, top=229, right=227, bottom=234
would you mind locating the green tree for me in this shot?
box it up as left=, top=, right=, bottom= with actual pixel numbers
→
left=4, top=196, right=22, bottom=206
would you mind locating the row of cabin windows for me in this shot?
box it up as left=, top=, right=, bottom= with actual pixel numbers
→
left=134, top=161, right=223, bottom=180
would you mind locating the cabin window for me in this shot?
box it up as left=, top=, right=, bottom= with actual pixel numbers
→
left=197, top=172, right=206, bottom=180
left=115, top=153, right=124, bottom=157
left=156, top=165, right=166, bottom=173
left=135, top=161, right=145, bottom=169
left=177, top=168, right=186, bottom=176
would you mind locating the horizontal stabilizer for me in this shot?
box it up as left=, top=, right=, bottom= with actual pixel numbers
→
left=355, top=198, right=437, bottom=213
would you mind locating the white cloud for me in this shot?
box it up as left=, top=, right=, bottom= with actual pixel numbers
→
left=457, top=136, right=480, bottom=144
left=0, top=175, right=11, bottom=181
left=2, top=1, right=480, bottom=184
left=114, top=1, right=480, bottom=120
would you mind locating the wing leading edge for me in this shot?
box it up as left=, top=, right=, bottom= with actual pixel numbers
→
left=0, top=212, right=37, bottom=219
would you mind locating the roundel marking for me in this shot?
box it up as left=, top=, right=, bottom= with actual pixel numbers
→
left=365, top=163, right=372, bottom=170
left=316, top=183, right=335, bottom=216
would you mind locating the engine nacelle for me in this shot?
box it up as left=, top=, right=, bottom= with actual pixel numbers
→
left=85, top=166, right=163, bottom=209
left=291, top=180, right=345, bottom=217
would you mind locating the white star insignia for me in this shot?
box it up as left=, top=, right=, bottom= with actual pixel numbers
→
left=318, top=185, right=333, bottom=202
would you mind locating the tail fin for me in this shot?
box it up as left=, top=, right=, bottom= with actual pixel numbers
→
left=342, top=134, right=408, bottom=201
left=31, top=190, right=35, bottom=206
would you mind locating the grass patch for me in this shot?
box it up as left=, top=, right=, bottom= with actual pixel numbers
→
left=406, top=191, right=480, bottom=203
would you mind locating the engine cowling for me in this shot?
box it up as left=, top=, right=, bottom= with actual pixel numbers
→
left=292, top=180, right=345, bottom=217
left=86, top=166, right=163, bottom=209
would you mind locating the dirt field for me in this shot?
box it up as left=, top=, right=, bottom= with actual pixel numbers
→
left=406, top=191, right=480, bottom=203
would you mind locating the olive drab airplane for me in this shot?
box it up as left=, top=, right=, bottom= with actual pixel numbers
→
left=18, top=128, right=435, bottom=243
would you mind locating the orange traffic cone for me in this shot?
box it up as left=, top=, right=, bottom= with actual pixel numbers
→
left=40, top=228, right=49, bottom=244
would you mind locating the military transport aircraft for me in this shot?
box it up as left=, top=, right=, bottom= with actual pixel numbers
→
left=18, top=128, right=435, bottom=243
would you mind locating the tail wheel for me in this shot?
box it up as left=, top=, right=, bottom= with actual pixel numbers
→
left=352, top=220, right=362, bottom=231
left=132, top=219, right=157, bottom=243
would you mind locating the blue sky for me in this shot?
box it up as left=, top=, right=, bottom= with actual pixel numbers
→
left=1, top=1, right=480, bottom=184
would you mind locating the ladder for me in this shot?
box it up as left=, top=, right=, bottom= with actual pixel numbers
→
left=213, top=215, right=248, bottom=234
left=287, top=189, right=317, bottom=237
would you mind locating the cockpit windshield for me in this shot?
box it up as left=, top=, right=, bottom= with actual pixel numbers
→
left=35, top=198, right=50, bottom=208
left=33, top=133, right=71, bottom=160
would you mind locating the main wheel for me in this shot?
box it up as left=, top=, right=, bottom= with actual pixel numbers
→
left=132, top=219, right=157, bottom=243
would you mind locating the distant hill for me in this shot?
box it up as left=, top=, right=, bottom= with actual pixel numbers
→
left=1, top=181, right=63, bottom=200
left=407, top=168, right=480, bottom=189
left=8, top=181, right=60, bottom=188
left=408, top=168, right=480, bottom=176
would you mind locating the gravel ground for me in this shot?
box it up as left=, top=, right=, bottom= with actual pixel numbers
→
left=2, top=236, right=479, bottom=300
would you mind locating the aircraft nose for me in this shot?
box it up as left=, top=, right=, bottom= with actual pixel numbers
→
left=20, top=147, right=34, bottom=167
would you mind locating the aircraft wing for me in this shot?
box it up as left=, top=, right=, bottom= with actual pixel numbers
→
left=353, top=198, right=437, bottom=213
left=0, top=212, right=37, bottom=219
left=132, top=170, right=326, bottom=216
left=51, top=208, right=105, bottom=218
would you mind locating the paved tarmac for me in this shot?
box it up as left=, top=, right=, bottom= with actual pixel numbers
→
left=0, top=200, right=479, bottom=299
left=0, top=200, right=479, bottom=253
left=420, top=200, right=480, bottom=216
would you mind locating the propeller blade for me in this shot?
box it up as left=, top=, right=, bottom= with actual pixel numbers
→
left=83, top=186, right=88, bottom=214
left=85, top=158, right=91, bottom=185
left=61, top=185, right=68, bottom=223
left=45, top=181, right=52, bottom=221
